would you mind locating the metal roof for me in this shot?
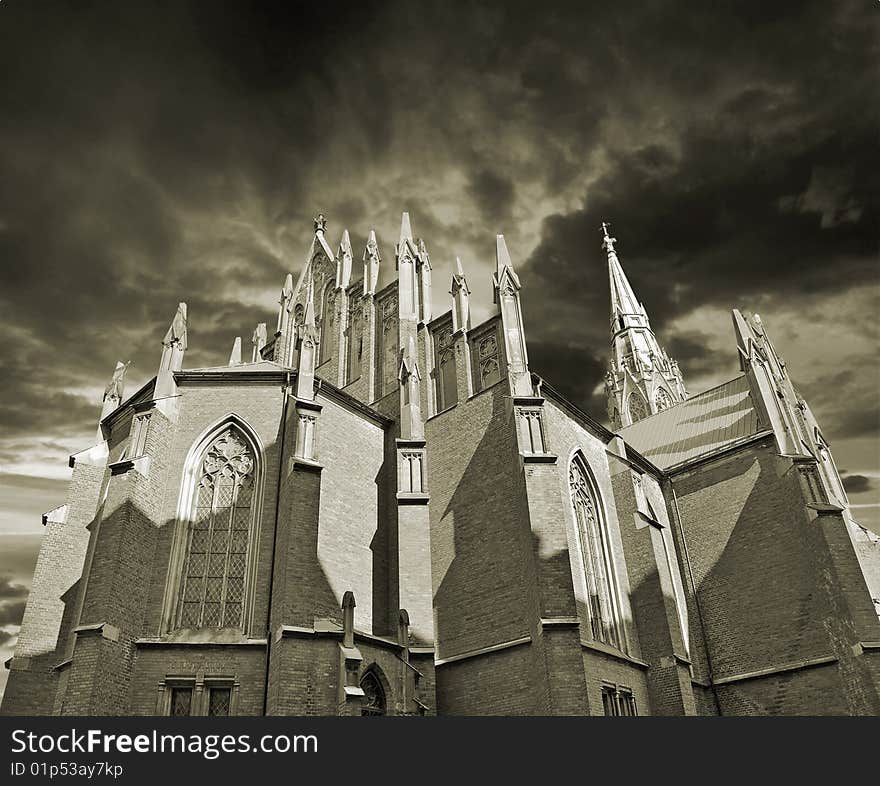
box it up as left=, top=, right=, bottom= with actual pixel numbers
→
left=619, top=374, right=763, bottom=470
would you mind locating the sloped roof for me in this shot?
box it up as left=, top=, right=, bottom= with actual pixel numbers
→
left=180, top=360, right=285, bottom=373
left=619, top=374, right=764, bottom=471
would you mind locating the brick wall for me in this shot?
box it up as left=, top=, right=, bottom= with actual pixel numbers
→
left=671, top=437, right=880, bottom=714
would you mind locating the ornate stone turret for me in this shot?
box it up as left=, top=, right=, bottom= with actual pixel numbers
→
left=252, top=322, right=267, bottom=362
left=228, top=336, right=242, bottom=366
left=417, top=237, right=432, bottom=324
left=493, top=234, right=533, bottom=397
left=337, top=229, right=353, bottom=290
left=603, top=223, right=686, bottom=428
left=97, top=361, right=129, bottom=440
left=397, top=212, right=419, bottom=322
left=277, top=273, right=293, bottom=334
left=363, top=229, right=381, bottom=296
left=159, top=302, right=187, bottom=374
left=155, top=302, right=187, bottom=419
left=296, top=279, right=320, bottom=402
left=399, top=335, right=424, bottom=440
left=451, top=257, right=471, bottom=334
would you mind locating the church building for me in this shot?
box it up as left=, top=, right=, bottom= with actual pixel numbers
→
left=3, top=213, right=879, bottom=716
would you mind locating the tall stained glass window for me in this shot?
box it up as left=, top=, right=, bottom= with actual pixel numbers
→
left=177, top=427, right=255, bottom=629
left=569, top=454, right=624, bottom=651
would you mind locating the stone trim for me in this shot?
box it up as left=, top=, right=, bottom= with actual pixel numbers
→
left=135, top=638, right=267, bottom=647
left=580, top=639, right=649, bottom=669
left=540, top=617, right=580, bottom=629
left=522, top=453, right=558, bottom=464
left=74, top=622, right=120, bottom=642
left=712, top=654, right=838, bottom=686
left=435, top=635, right=532, bottom=666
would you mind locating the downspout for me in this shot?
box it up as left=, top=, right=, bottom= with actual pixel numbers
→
left=263, top=370, right=292, bottom=716
left=668, top=476, right=722, bottom=715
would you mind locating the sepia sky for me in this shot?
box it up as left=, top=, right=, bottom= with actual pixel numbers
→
left=0, top=1, right=878, bottom=693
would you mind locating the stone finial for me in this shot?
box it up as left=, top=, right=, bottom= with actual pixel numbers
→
left=228, top=336, right=242, bottom=366
left=295, top=280, right=319, bottom=401
left=451, top=256, right=471, bottom=333
left=342, top=591, right=356, bottom=649
left=363, top=229, right=381, bottom=295
left=159, top=302, right=187, bottom=373
left=252, top=322, right=267, bottom=362
left=313, top=213, right=327, bottom=233
left=162, top=302, right=188, bottom=351
left=337, top=229, right=353, bottom=289
left=103, top=361, right=129, bottom=403
left=98, top=361, right=129, bottom=440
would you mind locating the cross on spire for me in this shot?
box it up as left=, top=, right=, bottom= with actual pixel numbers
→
left=601, top=221, right=617, bottom=254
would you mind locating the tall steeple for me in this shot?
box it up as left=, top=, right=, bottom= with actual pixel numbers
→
left=603, top=223, right=686, bottom=429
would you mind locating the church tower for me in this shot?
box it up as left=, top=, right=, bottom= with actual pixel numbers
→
left=603, top=222, right=687, bottom=428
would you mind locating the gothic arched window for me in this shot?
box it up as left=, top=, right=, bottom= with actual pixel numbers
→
left=655, top=387, right=674, bottom=412
left=628, top=391, right=649, bottom=423
left=435, top=326, right=457, bottom=411
left=347, top=303, right=363, bottom=383
left=319, top=283, right=335, bottom=365
left=360, top=670, right=386, bottom=716
left=177, top=427, right=257, bottom=630
left=569, top=454, right=624, bottom=651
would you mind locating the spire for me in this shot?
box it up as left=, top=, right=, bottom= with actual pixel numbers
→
left=159, top=302, right=187, bottom=372
left=399, top=211, right=413, bottom=246
left=492, top=234, right=532, bottom=396
left=451, top=256, right=471, bottom=333
left=277, top=273, right=293, bottom=333
left=252, top=322, right=267, bottom=362
left=493, top=234, right=521, bottom=301
left=337, top=229, right=353, bottom=289
left=296, top=279, right=320, bottom=401
left=603, top=221, right=642, bottom=326
left=228, top=336, right=242, bottom=366
left=602, top=223, right=686, bottom=428
left=363, top=229, right=381, bottom=295
left=397, top=211, right=419, bottom=320
left=97, top=361, right=129, bottom=440
left=417, top=237, right=432, bottom=323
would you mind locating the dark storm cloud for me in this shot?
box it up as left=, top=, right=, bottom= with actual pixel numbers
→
left=467, top=170, right=516, bottom=224
left=0, top=579, right=28, bottom=628
left=528, top=343, right=607, bottom=418
left=0, top=0, right=876, bottom=476
left=842, top=475, right=875, bottom=495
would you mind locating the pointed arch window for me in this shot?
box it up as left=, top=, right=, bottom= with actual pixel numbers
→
left=628, top=391, right=649, bottom=423
left=655, top=387, right=674, bottom=412
left=434, top=325, right=457, bottom=411
left=569, top=454, right=624, bottom=651
left=360, top=670, right=386, bottom=716
left=177, top=427, right=257, bottom=630
left=319, top=283, right=335, bottom=365
left=347, top=302, right=364, bottom=383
